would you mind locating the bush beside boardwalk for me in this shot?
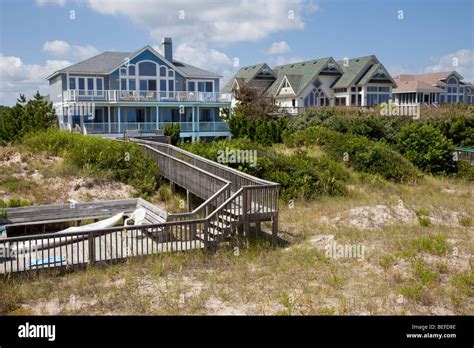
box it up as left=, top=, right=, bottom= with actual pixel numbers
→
left=25, top=128, right=161, bottom=196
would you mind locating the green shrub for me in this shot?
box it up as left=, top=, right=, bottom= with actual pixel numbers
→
left=181, top=138, right=350, bottom=202
left=426, top=112, right=474, bottom=147
left=395, top=123, right=456, bottom=174
left=454, top=160, right=474, bottom=181
left=284, top=126, right=421, bottom=183
left=24, top=128, right=160, bottom=195
left=287, top=108, right=412, bottom=143
left=164, top=123, right=181, bottom=145
left=229, top=114, right=287, bottom=145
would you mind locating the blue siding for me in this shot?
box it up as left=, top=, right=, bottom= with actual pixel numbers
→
left=109, top=48, right=185, bottom=83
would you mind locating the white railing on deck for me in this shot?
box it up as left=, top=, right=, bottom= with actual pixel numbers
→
left=64, top=90, right=232, bottom=103
left=82, top=121, right=229, bottom=134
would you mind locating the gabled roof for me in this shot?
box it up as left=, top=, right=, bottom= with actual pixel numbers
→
left=46, top=45, right=221, bottom=80
left=356, top=63, right=396, bottom=86
left=332, top=55, right=381, bottom=88
left=221, top=63, right=272, bottom=92
left=267, top=57, right=334, bottom=96
left=284, top=75, right=303, bottom=93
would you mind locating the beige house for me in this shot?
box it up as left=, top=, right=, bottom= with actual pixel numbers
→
left=392, top=71, right=474, bottom=105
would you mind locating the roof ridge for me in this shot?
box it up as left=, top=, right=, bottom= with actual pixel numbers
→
left=274, top=57, right=331, bottom=69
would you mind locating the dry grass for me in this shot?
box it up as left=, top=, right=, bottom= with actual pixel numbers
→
left=1, top=146, right=472, bottom=316
left=0, top=145, right=137, bottom=205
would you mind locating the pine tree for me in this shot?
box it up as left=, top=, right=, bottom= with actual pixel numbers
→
left=0, top=92, right=57, bottom=145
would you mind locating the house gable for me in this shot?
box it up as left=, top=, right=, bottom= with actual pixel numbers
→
left=357, top=63, right=396, bottom=86
left=109, top=46, right=184, bottom=79
left=276, top=75, right=298, bottom=96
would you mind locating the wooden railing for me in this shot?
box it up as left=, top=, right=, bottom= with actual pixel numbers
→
left=0, top=219, right=206, bottom=273
left=0, top=138, right=280, bottom=274
left=132, top=139, right=275, bottom=189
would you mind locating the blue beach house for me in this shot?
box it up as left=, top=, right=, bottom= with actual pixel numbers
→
left=47, top=38, right=232, bottom=140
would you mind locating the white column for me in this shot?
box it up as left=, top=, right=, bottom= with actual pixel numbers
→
left=157, top=106, right=160, bottom=130
left=118, top=106, right=121, bottom=133
left=192, top=106, right=195, bottom=140
left=108, top=106, right=111, bottom=133
left=196, top=106, right=200, bottom=139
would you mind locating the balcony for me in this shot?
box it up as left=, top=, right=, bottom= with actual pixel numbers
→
left=82, top=122, right=230, bottom=134
left=64, top=90, right=232, bottom=104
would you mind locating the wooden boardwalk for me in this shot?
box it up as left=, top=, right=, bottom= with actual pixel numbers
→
left=1, top=226, right=203, bottom=274
left=1, top=139, right=279, bottom=274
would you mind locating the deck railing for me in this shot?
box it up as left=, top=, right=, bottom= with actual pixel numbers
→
left=82, top=122, right=229, bottom=134
left=64, top=90, right=232, bottom=103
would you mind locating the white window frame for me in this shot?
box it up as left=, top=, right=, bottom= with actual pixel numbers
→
left=119, top=60, right=175, bottom=94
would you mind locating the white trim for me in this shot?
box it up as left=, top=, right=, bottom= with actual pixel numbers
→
left=275, top=76, right=296, bottom=96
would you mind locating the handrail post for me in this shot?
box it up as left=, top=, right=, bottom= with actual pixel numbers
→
left=203, top=220, right=209, bottom=250
left=242, top=188, right=249, bottom=237
left=88, top=231, right=95, bottom=264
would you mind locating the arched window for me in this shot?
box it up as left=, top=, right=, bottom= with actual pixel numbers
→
left=139, top=62, right=157, bottom=76
left=304, top=88, right=319, bottom=107
left=447, top=77, right=458, bottom=85
left=160, top=66, right=167, bottom=77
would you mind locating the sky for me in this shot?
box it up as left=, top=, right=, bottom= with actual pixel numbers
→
left=0, top=0, right=473, bottom=105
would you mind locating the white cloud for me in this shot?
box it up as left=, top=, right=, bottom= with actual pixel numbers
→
left=35, top=0, right=66, bottom=6
left=0, top=55, right=71, bottom=106
left=40, top=0, right=318, bottom=45
left=266, top=41, right=291, bottom=55
left=425, top=49, right=474, bottom=82
left=173, top=42, right=238, bottom=84
left=42, top=40, right=99, bottom=60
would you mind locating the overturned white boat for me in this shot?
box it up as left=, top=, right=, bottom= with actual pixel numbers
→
left=10, top=212, right=124, bottom=255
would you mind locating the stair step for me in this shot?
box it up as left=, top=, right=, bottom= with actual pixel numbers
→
left=210, top=220, right=230, bottom=229
left=195, top=226, right=226, bottom=242
left=218, top=214, right=237, bottom=223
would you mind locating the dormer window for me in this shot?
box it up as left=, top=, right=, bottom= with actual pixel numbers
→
left=447, top=77, right=458, bottom=85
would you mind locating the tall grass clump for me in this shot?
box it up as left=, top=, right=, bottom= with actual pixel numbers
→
left=24, top=128, right=160, bottom=195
